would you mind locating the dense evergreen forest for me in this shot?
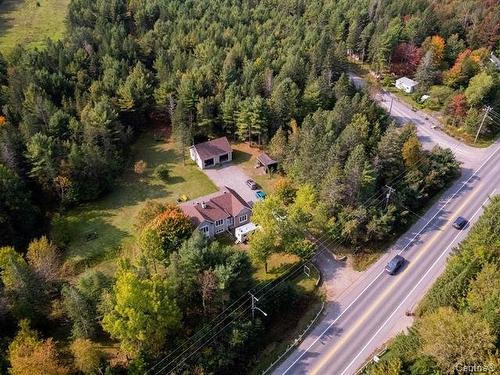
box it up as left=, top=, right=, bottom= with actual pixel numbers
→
left=368, top=196, right=500, bottom=375
left=1, top=0, right=498, bottom=246
left=0, top=0, right=497, bottom=374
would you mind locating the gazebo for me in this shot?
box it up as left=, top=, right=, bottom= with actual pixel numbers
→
left=257, top=152, right=278, bottom=173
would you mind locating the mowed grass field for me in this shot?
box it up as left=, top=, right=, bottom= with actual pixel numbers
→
left=55, top=132, right=218, bottom=276
left=0, top=0, right=70, bottom=53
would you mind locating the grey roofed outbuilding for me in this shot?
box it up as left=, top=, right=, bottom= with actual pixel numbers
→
left=257, top=152, right=277, bottom=167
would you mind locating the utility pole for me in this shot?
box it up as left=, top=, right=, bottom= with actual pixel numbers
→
left=249, top=292, right=267, bottom=319
left=474, top=106, right=492, bottom=144
left=388, top=97, right=394, bottom=115
left=385, top=185, right=396, bottom=207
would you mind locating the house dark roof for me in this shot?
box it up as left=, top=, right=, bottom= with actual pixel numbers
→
left=191, top=137, right=232, bottom=161
left=257, top=152, right=277, bottom=167
left=180, top=187, right=251, bottom=226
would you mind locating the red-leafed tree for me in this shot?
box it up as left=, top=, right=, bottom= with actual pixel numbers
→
left=390, top=43, right=422, bottom=76
left=446, top=93, right=468, bottom=125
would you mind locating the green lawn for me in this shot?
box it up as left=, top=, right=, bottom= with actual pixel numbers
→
left=252, top=252, right=302, bottom=282
left=442, top=124, right=495, bottom=148
left=54, top=132, right=218, bottom=276
left=250, top=258, right=322, bottom=375
left=0, top=0, right=70, bottom=53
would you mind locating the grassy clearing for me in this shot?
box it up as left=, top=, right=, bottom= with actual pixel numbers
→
left=253, top=252, right=302, bottom=282
left=442, top=124, right=495, bottom=148
left=231, top=142, right=280, bottom=194
left=54, top=131, right=218, bottom=276
left=250, top=261, right=322, bottom=375
left=0, top=0, right=70, bottom=53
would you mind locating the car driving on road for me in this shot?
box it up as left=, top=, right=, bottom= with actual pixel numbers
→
left=385, top=255, right=405, bottom=275
left=452, top=216, right=468, bottom=230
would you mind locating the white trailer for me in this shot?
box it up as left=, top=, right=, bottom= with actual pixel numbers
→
left=235, top=222, right=260, bottom=243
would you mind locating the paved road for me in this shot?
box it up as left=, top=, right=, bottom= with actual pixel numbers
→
left=271, top=73, right=500, bottom=375
left=348, top=72, right=492, bottom=169
left=273, top=142, right=500, bottom=375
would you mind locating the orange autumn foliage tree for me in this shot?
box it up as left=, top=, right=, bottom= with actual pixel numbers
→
left=443, top=47, right=489, bottom=87
left=0, top=115, right=6, bottom=127
left=138, top=204, right=193, bottom=263
left=8, top=320, right=68, bottom=375
left=422, top=35, right=445, bottom=65
left=443, top=49, right=472, bottom=86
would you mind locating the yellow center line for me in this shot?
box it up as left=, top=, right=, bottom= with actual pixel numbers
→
left=309, top=178, right=486, bottom=375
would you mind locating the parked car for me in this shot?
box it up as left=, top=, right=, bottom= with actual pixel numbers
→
left=385, top=255, right=405, bottom=275
left=246, top=179, right=258, bottom=190
left=255, top=190, right=266, bottom=200
left=452, top=216, right=468, bottom=230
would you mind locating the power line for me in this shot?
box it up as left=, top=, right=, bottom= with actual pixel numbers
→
left=152, top=193, right=418, bottom=374
left=146, top=143, right=444, bottom=374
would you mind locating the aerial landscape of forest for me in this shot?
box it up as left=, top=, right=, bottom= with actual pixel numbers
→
left=0, top=0, right=498, bottom=374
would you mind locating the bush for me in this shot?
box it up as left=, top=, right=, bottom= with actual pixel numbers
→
left=154, top=163, right=170, bottom=182
left=427, top=86, right=453, bottom=110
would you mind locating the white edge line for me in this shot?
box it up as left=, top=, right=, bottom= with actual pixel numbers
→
left=339, top=191, right=496, bottom=375
left=278, top=145, right=499, bottom=375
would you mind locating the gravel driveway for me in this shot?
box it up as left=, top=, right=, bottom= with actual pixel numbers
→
left=202, top=163, right=257, bottom=205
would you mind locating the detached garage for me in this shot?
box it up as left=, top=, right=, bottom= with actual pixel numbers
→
left=190, top=137, right=233, bottom=169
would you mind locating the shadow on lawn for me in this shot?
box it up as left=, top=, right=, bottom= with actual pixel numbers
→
left=0, top=0, right=24, bottom=39
left=232, top=149, right=253, bottom=164
left=57, top=211, right=129, bottom=274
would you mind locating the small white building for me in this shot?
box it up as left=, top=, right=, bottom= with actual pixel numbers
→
left=235, top=222, right=260, bottom=243
left=395, top=77, right=419, bottom=94
left=189, top=137, right=232, bottom=169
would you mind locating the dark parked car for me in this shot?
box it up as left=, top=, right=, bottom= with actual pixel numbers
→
left=452, top=216, right=468, bottom=230
left=385, top=255, right=405, bottom=275
left=246, top=179, right=258, bottom=190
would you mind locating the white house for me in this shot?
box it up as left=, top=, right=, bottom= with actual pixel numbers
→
left=395, top=77, right=419, bottom=93
left=180, top=187, right=252, bottom=238
left=189, top=137, right=232, bottom=169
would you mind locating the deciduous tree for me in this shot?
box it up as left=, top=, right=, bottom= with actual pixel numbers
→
left=464, top=72, right=494, bottom=107
left=8, top=320, right=68, bottom=375
left=418, top=307, right=494, bottom=373
left=26, top=236, right=60, bottom=285
left=70, top=338, right=103, bottom=375
left=101, top=264, right=181, bottom=357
